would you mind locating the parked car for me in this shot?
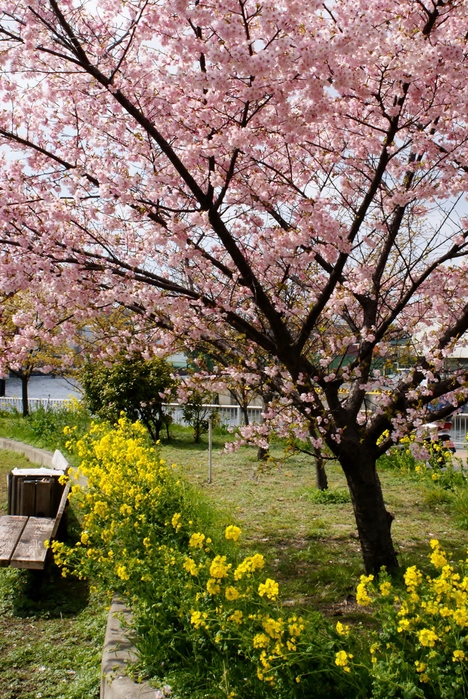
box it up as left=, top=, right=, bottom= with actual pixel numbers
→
left=423, top=420, right=456, bottom=454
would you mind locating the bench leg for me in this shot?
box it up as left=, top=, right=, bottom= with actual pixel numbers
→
left=27, top=569, right=45, bottom=599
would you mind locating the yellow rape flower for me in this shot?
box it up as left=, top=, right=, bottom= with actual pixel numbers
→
left=183, top=557, right=198, bottom=576
left=262, top=616, right=283, bottom=639
left=336, top=621, right=350, bottom=636
left=225, top=585, right=240, bottom=601
left=227, top=610, right=243, bottom=625
left=210, top=555, right=231, bottom=579
left=171, top=512, right=182, bottom=531
left=234, top=553, right=265, bottom=580
left=258, top=578, right=279, bottom=600
left=453, top=650, right=466, bottom=662
left=207, top=578, right=221, bottom=595
left=190, top=610, right=208, bottom=629
left=430, top=543, right=448, bottom=569
left=356, top=574, right=374, bottom=605
left=116, top=564, right=130, bottom=581
left=418, top=628, right=438, bottom=647
left=335, top=650, right=353, bottom=672
left=225, top=525, right=241, bottom=541
left=397, top=618, right=410, bottom=632
left=452, top=608, right=468, bottom=626
left=379, top=581, right=392, bottom=596
left=253, top=633, right=271, bottom=648
left=189, top=532, right=206, bottom=549
left=404, top=566, right=422, bottom=590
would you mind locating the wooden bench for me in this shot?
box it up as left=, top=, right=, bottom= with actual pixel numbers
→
left=0, top=480, right=71, bottom=570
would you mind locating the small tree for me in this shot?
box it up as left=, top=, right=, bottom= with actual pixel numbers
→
left=80, top=353, right=177, bottom=442
left=182, top=389, right=219, bottom=443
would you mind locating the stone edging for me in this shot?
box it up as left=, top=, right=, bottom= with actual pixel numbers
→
left=0, top=437, right=56, bottom=467
left=101, top=598, right=159, bottom=699
left=0, top=438, right=154, bottom=699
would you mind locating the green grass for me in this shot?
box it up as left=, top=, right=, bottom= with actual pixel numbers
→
left=0, top=446, right=106, bottom=699
left=160, top=424, right=468, bottom=615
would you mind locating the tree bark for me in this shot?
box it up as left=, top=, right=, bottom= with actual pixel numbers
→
left=21, top=374, right=29, bottom=417
left=336, top=439, right=398, bottom=575
left=314, top=447, right=328, bottom=490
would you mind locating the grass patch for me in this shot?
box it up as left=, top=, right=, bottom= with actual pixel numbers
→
left=0, top=439, right=106, bottom=699
left=158, top=425, right=468, bottom=613
left=305, top=487, right=351, bottom=505
left=0, top=568, right=107, bottom=699
left=0, top=405, right=90, bottom=459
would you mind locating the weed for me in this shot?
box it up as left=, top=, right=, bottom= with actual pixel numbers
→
left=452, top=489, right=468, bottom=530
left=306, top=488, right=351, bottom=505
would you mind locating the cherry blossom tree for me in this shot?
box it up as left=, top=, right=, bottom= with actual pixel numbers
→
left=1, top=0, right=468, bottom=572
left=0, top=290, right=75, bottom=415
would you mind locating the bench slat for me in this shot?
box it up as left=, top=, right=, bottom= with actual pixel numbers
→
left=10, top=517, right=55, bottom=570
left=0, top=516, right=28, bottom=567
left=50, top=481, right=71, bottom=541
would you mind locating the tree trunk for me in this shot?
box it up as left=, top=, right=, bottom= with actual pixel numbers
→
left=21, top=375, right=29, bottom=417
left=314, top=446, right=328, bottom=490
left=337, top=439, right=398, bottom=575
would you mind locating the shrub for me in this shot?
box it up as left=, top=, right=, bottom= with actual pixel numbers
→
left=308, top=488, right=351, bottom=505
left=27, top=400, right=91, bottom=452
left=79, top=353, right=177, bottom=441
left=181, top=388, right=220, bottom=443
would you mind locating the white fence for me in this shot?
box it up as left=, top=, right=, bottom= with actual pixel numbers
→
left=166, top=403, right=263, bottom=427
left=449, top=413, right=468, bottom=448
left=0, top=397, right=264, bottom=428
left=0, top=397, right=73, bottom=413
left=2, top=395, right=468, bottom=444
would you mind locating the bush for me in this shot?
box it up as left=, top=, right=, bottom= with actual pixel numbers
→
left=27, top=400, right=91, bottom=452
left=308, top=488, right=351, bottom=505
left=182, top=389, right=220, bottom=443
left=51, top=418, right=369, bottom=699
left=79, top=353, right=177, bottom=441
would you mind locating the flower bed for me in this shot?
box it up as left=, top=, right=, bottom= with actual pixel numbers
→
left=51, top=418, right=467, bottom=698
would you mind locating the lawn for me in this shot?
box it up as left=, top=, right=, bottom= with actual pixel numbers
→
left=160, top=425, right=468, bottom=615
